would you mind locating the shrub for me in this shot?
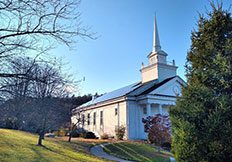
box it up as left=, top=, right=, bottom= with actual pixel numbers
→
left=142, top=114, right=171, bottom=146
left=71, top=130, right=80, bottom=137
left=115, top=125, right=126, bottom=140
left=54, top=128, right=67, bottom=137
left=71, top=128, right=86, bottom=138
left=80, top=131, right=96, bottom=139
left=100, top=133, right=109, bottom=139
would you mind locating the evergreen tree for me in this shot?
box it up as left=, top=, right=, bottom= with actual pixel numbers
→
left=170, top=3, right=232, bottom=161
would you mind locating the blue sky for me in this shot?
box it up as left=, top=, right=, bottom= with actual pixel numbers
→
left=53, top=0, right=231, bottom=95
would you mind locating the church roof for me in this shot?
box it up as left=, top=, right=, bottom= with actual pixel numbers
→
left=130, top=76, right=175, bottom=96
left=79, top=82, right=141, bottom=108
left=77, top=76, right=176, bottom=109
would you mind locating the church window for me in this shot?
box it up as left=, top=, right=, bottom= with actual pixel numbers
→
left=100, top=111, right=103, bottom=125
left=93, top=112, right=96, bottom=125
left=115, top=108, right=118, bottom=116
left=81, top=114, right=85, bottom=126
left=143, top=107, right=147, bottom=115
left=87, top=113, right=90, bottom=125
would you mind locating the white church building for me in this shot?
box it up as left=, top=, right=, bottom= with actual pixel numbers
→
left=72, top=18, right=186, bottom=140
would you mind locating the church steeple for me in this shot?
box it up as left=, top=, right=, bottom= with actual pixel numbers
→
left=140, top=17, right=178, bottom=83
left=148, top=17, right=167, bottom=65
left=153, top=16, right=161, bottom=52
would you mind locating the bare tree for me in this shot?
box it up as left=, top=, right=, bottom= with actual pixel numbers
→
left=68, top=111, right=81, bottom=142
left=0, top=56, right=75, bottom=145
left=0, top=0, right=94, bottom=146
left=0, top=57, right=38, bottom=129
left=0, top=0, right=95, bottom=78
left=30, top=60, right=73, bottom=146
left=0, top=57, right=35, bottom=99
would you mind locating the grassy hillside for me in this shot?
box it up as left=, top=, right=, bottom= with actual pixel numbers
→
left=0, top=129, right=105, bottom=162
left=104, top=142, right=172, bottom=162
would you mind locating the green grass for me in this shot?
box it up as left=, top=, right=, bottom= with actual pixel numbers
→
left=0, top=129, right=106, bottom=162
left=104, top=142, right=172, bottom=162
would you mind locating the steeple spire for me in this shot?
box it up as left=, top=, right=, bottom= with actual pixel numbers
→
left=141, top=17, right=178, bottom=83
left=153, top=16, right=161, bottom=52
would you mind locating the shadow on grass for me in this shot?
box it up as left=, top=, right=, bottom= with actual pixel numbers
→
left=104, top=143, right=140, bottom=161
left=109, top=143, right=152, bottom=161
left=30, top=144, right=82, bottom=161
left=117, top=143, right=151, bottom=161
left=54, top=140, right=93, bottom=154
left=30, top=147, right=45, bottom=162
left=105, top=142, right=169, bottom=162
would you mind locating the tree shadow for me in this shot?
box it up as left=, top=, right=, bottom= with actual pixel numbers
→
left=31, top=143, right=89, bottom=161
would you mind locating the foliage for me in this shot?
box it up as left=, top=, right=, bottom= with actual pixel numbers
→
left=0, top=95, right=92, bottom=133
left=170, top=3, right=232, bottom=161
left=0, top=129, right=105, bottom=162
left=0, top=98, right=68, bottom=132
left=142, top=114, right=171, bottom=146
left=62, top=94, right=92, bottom=109
left=5, top=117, right=20, bottom=130
left=115, top=125, right=126, bottom=140
left=103, top=142, right=171, bottom=162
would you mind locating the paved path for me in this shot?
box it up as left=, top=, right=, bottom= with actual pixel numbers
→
left=90, top=143, right=174, bottom=162
left=90, top=143, right=133, bottom=162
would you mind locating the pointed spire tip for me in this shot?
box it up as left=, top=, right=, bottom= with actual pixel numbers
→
left=153, top=16, right=161, bottom=52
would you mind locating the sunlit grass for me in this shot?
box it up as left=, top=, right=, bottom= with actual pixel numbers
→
left=0, top=129, right=106, bottom=162
left=104, top=141, right=171, bottom=162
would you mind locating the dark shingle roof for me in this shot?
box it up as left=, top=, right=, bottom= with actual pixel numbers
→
left=137, top=76, right=175, bottom=96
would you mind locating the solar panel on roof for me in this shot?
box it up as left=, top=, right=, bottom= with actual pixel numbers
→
left=76, top=77, right=176, bottom=109
left=79, top=82, right=141, bottom=108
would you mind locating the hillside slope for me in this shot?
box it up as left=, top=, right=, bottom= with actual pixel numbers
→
left=0, top=129, right=105, bottom=162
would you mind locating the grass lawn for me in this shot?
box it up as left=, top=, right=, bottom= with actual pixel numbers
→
left=104, top=141, right=172, bottom=162
left=0, top=129, right=107, bottom=162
